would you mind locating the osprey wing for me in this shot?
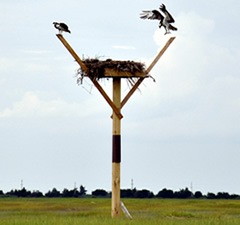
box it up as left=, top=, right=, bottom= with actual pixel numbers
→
left=140, top=10, right=164, bottom=21
left=160, top=4, right=175, bottom=23
left=59, top=23, right=71, bottom=33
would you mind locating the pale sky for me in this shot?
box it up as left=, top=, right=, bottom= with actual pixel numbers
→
left=0, top=0, right=240, bottom=195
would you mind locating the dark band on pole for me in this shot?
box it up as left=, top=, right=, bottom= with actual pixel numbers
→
left=112, top=135, right=121, bottom=163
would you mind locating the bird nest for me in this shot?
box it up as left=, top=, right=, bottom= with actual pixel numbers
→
left=76, top=58, right=147, bottom=85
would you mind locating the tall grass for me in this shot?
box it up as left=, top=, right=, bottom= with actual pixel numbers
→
left=0, top=198, right=240, bottom=224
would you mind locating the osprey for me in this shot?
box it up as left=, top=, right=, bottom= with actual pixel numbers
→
left=53, top=22, right=71, bottom=34
left=140, top=4, right=177, bottom=35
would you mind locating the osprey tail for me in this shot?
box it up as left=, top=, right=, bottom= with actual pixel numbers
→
left=169, top=24, right=177, bottom=31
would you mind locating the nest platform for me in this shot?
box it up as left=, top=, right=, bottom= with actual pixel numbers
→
left=80, top=58, right=147, bottom=79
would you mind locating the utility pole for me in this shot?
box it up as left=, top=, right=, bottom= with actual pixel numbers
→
left=112, top=77, right=121, bottom=217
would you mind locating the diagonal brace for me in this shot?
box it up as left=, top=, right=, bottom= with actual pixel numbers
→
left=56, top=34, right=88, bottom=73
left=121, top=37, right=176, bottom=109
left=90, top=78, right=123, bottom=119
left=56, top=34, right=123, bottom=119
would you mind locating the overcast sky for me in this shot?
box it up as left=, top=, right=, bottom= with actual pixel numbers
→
left=1, top=0, right=240, bottom=195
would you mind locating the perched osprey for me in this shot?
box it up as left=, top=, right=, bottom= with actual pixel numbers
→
left=53, top=22, right=71, bottom=34
left=140, top=4, right=177, bottom=35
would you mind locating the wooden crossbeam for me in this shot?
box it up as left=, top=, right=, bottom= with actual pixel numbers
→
left=121, top=37, right=176, bottom=108
left=104, top=68, right=147, bottom=78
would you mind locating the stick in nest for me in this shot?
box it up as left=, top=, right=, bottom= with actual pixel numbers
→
left=76, top=58, right=147, bottom=85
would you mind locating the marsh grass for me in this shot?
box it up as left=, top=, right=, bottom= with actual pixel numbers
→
left=0, top=198, right=240, bottom=224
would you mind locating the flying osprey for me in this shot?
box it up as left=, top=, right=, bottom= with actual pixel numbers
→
left=53, top=22, right=71, bottom=34
left=140, top=4, right=177, bottom=35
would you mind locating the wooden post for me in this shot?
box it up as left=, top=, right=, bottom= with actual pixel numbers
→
left=112, top=77, right=121, bottom=218
left=55, top=34, right=176, bottom=219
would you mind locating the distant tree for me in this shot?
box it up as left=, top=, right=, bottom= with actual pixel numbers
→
left=30, top=190, right=43, bottom=198
left=217, top=192, right=230, bottom=199
left=207, top=192, right=216, bottom=199
left=62, top=188, right=71, bottom=197
left=134, top=189, right=154, bottom=198
left=121, top=189, right=135, bottom=198
left=6, top=189, right=14, bottom=197
left=194, top=191, right=203, bottom=199
left=174, top=188, right=192, bottom=199
left=92, top=189, right=108, bottom=197
left=62, top=188, right=79, bottom=198
left=157, top=188, right=174, bottom=198
left=45, top=188, right=61, bottom=197
left=19, top=188, right=31, bottom=197
left=73, top=188, right=79, bottom=197
left=230, top=194, right=240, bottom=199
left=5, top=188, right=31, bottom=197
left=0, top=190, right=4, bottom=196
left=79, top=185, right=87, bottom=196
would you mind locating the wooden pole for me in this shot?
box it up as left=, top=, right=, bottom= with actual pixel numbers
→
left=112, top=77, right=121, bottom=218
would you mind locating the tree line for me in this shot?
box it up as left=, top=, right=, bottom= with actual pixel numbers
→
left=1, top=186, right=240, bottom=199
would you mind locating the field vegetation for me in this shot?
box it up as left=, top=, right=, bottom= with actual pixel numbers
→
left=0, top=198, right=240, bottom=225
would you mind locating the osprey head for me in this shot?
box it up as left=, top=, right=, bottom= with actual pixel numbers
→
left=159, top=21, right=163, bottom=28
left=160, top=4, right=166, bottom=11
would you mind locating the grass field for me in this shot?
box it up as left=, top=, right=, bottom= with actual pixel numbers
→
left=0, top=198, right=240, bottom=224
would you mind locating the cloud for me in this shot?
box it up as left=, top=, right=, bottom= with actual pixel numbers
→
left=177, top=11, right=215, bottom=36
left=0, top=92, right=58, bottom=118
left=0, top=92, right=104, bottom=119
left=0, top=56, right=50, bottom=74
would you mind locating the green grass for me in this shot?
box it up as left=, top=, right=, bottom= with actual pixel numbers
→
left=0, top=198, right=240, bottom=224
